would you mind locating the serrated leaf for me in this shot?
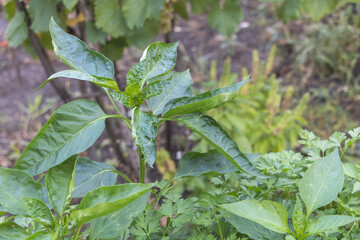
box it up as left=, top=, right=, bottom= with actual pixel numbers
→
left=86, top=20, right=107, bottom=45
left=46, top=155, right=77, bottom=215
left=94, top=0, right=128, bottom=37
left=189, top=0, right=208, bottom=14
left=343, top=163, right=360, bottom=180
left=0, top=222, right=30, bottom=239
left=221, top=200, right=290, bottom=234
left=301, top=0, right=338, bottom=21
left=292, top=195, right=306, bottom=235
left=175, top=150, right=259, bottom=178
left=299, top=150, right=344, bottom=217
left=101, top=37, right=126, bottom=61
left=162, top=79, right=247, bottom=118
left=63, top=0, right=79, bottom=11
left=38, top=70, right=119, bottom=91
left=172, top=112, right=264, bottom=177
left=5, top=12, right=28, bottom=47
left=15, top=99, right=110, bottom=176
left=29, top=0, right=58, bottom=32
left=73, top=157, right=118, bottom=198
left=147, top=70, right=193, bottom=115
left=122, top=0, right=163, bottom=29
left=71, top=183, right=153, bottom=225
left=89, top=191, right=150, bottom=239
left=49, top=18, right=116, bottom=80
left=22, top=198, right=55, bottom=228
left=207, top=0, right=243, bottom=37
left=307, top=215, right=359, bottom=234
left=132, top=108, right=158, bottom=167
left=127, top=41, right=178, bottom=88
left=0, top=168, right=43, bottom=215
left=126, top=19, right=159, bottom=49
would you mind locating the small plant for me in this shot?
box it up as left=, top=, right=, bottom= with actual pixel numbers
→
left=0, top=18, right=262, bottom=239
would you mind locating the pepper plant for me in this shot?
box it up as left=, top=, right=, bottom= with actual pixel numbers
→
left=0, top=18, right=263, bottom=239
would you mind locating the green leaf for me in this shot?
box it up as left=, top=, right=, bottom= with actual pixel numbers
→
left=89, top=191, right=150, bottom=239
left=292, top=195, right=306, bottom=235
left=4, top=0, right=16, bottom=21
left=126, top=19, right=159, bottom=49
left=94, top=0, right=128, bottom=37
left=137, top=79, right=172, bottom=104
left=28, top=0, right=58, bottom=32
left=225, top=213, right=284, bottom=239
left=175, top=150, right=260, bottom=178
left=307, top=215, right=359, bottom=234
left=110, top=91, right=134, bottom=108
left=343, top=163, right=360, bottom=180
left=299, top=150, right=344, bottom=217
left=172, top=112, right=263, bottom=177
left=63, top=0, right=79, bottom=11
left=127, top=41, right=179, bottom=88
left=25, top=231, right=53, bottom=240
left=132, top=108, right=158, bottom=167
left=38, top=70, right=119, bottom=91
left=0, top=168, right=43, bottom=215
left=122, top=0, right=163, bottom=29
left=207, top=0, right=243, bottom=37
left=46, top=155, right=77, bottom=215
left=22, top=198, right=55, bottom=228
left=162, top=79, right=247, bottom=118
left=221, top=200, right=290, bottom=234
left=73, top=157, right=118, bottom=198
left=86, top=20, right=107, bottom=45
left=49, top=18, right=116, bottom=80
left=285, top=236, right=296, bottom=240
left=147, top=70, right=193, bottom=115
left=174, top=0, right=189, bottom=20
left=101, top=37, right=126, bottom=61
left=71, top=183, right=153, bottom=225
left=352, top=181, right=360, bottom=194
left=189, top=0, right=208, bottom=14
left=5, top=12, right=28, bottom=47
left=15, top=99, right=110, bottom=176
left=276, top=0, right=301, bottom=22
left=301, top=0, right=338, bottom=21
left=0, top=222, right=30, bottom=240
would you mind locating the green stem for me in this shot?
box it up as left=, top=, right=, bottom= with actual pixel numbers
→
left=110, top=169, right=133, bottom=183
left=139, top=148, right=145, bottom=183
left=344, top=219, right=359, bottom=238
left=104, top=88, right=132, bottom=129
left=73, top=224, right=82, bottom=240
left=217, top=220, right=223, bottom=240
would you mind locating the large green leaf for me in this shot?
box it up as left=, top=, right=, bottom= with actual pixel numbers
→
left=307, top=215, right=359, bottom=234
left=132, top=108, right=158, bottom=167
left=86, top=20, right=107, bottom=45
left=89, top=191, right=150, bottom=239
left=71, top=183, right=153, bottom=225
left=122, top=0, right=163, bottom=29
left=225, top=213, right=284, bottom=239
left=0, top=168, right=43, bottom=215
left=221, top=200, right=290, bottom=234
left=49, top=18, right=116, bottom=80
left=3, top=0, right=16, bottom=21
left=292, top=195, right=306, bottom=235
left=46, top=155, right=77, bottom=215
left=299, top=150, right=344, bottom=217
left=110, top=91, right=134, bottom=108
left=25, top=231, right=53, bottom=240
left=172, top=112, right=263, bottom=177
left=147, top=70, right=193, bottom=115
left=22, top=198, right=55, bottom=228
left=137, top=79, right=171, bottom=104
left=207, top=0, right=243, bottom=37
left=29, top=0, right=58, bottom=32
left=94, top=0, right=128, bottom=37
left=162, top=79, right=247, bottom=118
left=73, top=157, right=118, bottom=198
left=126, top=41, right=178, bottom=88
left=15, top=99, right=110, bottom=176
left=175, top=150, right=259, bottom=179
left=5, top=12, right=28, bottom=47
left=301, top=0, right=338, bottom=21
left=0, top=222, right=30, bottom=240
left=38, top=70, right=119, bottom=91
left=126, top=19, right=160, bottom=49
left=276, top=0, right=301, bottom=22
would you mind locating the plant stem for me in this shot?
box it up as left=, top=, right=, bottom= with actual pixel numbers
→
left=139, top=148, right=145, bottom=183
left=217, top=220, right=224, bottom=240
left=74, top=224, right=82, bottom=240
left=104, top=88, right=132, bottom=129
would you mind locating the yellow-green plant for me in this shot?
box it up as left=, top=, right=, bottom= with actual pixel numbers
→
left=194, top=47, right=309, bottom=153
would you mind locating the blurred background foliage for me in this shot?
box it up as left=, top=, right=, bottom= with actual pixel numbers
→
left=0, top=0, right=359, bottom=180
